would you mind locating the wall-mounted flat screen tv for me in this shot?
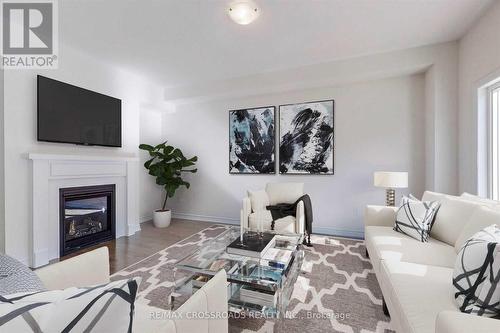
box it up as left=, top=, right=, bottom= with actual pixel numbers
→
left=37, top=75, right=122, bottom=147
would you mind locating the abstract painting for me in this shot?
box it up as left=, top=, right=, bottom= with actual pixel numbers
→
left=279, top=100, right=334, bottom=174
left=229, top=106, right=275, bottom=174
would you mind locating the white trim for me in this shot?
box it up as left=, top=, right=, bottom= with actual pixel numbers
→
left=16, top=256, right=30, bottom=267
left=127, top=223, right=141, bottom=235
left=475, top=66, right=500, bottom=197
left=28, top=153, right=139, bottom=162
left=172, top=212, right=364, bottom=239
left=29, top=155, right=140, bottom=268
left=313, top=226, right=364, bottom=239
left=488, top=83, right=500, bottom=200
left=139, top=215, right=152, bottom=223
left=172, top=212, right=239, bottom=225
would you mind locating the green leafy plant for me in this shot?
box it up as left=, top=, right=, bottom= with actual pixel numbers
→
left=139, top=142, right=197, bottom=211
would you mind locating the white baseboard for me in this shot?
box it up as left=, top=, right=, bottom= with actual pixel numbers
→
left=19, top=256, right=31, bottom=267
left=172, top=212, right=364, bottom=239
left=127, top=223, right=142, bottom=235
left=172, top=212, right=239, bottom=225
left=30, top=248, right=48, bottom=268
left=139, top=215, right=152, bottom=223
left=313, top=226, right=364, bottom=239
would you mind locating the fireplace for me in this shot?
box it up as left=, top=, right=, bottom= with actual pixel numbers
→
left=60, top=184, right=116, bottom=256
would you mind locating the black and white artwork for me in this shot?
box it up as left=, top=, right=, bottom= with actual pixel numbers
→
left=279, top=100, right=334, bottom=174
left=229, top=106, right=275, bottom=174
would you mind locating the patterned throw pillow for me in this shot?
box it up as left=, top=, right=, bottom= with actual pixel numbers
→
left=393, top=196, right=440, bottom=242
left=0, top=278, right=140, bottom=332
left=0, top=254, right=45, bottom=295
left=453, top=225, right=500, bottom=317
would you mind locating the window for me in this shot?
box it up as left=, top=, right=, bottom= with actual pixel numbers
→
left=488, top=82, right=500, bottom=200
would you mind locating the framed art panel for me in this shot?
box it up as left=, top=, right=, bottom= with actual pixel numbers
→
left=229, top=106, right=276, bottom=174
left=279, top=100, right=334, bottom=174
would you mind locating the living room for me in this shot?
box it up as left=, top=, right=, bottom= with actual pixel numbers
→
left=1, top=0, right=500, bottom=332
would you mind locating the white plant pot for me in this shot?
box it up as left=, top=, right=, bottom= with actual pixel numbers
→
left=153, top=210, right=171, bottom=228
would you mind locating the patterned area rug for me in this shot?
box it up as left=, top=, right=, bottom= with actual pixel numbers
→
left=112, top=225, right=393, bottom=333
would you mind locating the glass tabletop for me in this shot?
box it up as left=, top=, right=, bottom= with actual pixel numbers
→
left=175, top=226, right=303, bottom=290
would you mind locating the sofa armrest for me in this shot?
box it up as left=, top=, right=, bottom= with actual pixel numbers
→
left=364, top=205, right=398, bottom=227
left=241, top=197, right=251, bottom=229
left=435, top=310, right=500, bottom=333
left=296, top=200, right=305, bottom=234
left=35, top=247, right=110, bottom=290
left=175, top=269, right=228, bottom=333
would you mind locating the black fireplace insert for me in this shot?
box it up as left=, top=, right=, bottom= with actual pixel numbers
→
left=60, top=184, right=116, bottom=256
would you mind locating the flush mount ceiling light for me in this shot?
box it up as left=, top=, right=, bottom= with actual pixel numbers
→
left=227, top=1, right=260, bottom=25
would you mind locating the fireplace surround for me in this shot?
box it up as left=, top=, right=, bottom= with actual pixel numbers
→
left=29, top=153, right=140, bottom=268
left=60, top=184, right=116, bottom=256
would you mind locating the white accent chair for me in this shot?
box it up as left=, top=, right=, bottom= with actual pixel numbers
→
left=35, top=247, right=229, bottom=333
left=241, top=182, right=305, bottom=234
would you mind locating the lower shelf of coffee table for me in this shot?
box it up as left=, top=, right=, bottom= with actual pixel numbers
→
left=171, top=277, right=283, bottom=316
left=227, top=284, right=280, bottom=317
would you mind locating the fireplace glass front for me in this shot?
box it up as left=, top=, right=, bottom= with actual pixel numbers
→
left=60, top=185, right=115, bottom=256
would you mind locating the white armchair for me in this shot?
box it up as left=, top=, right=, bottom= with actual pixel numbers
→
left=241, top=182, right=305, bottom=235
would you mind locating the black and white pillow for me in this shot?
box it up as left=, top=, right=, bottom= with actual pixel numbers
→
left=394, top=196, right=440, bottom=242
left=453, top=224, right=500, bottom=317
left=0, top=277, right=140, bottom=332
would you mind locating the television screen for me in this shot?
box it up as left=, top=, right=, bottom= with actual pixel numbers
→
left=37, top=75, right=122, bottom=147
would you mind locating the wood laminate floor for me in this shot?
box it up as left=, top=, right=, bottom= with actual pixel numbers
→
left=58, top=219, right=216, bottom=274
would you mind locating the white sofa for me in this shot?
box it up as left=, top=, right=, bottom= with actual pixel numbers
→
left=241, top=182, right=305, bottom=234
left=364, top=191, right=500, bottom=333
left=35, top=247, right=228, bottom=333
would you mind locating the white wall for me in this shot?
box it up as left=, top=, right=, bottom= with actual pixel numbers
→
left=425, top=45, right=460, bottom=193
left=458, top=0, right=500, bottom=194
left=0, top=31, right=464, bottom=261
left=139, top=108, right=164, bottom=221
left=0, top=69, right=4, bottom=253
left=166, top=42, right=459, bottom=196
left=3, top=45, right=163, bottom=264
left=162, top=74, right=425, bottom=238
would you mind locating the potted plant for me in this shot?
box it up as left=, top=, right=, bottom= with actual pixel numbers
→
left=139, top=142, right=197, bottom=228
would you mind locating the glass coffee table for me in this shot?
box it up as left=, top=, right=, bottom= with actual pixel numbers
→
left=171, top=226, right=304, bottom=317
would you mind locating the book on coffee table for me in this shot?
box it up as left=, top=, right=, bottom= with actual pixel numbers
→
left=226, top=232, right=276, bottom=258
left=239, top=285, right=277, bottom=307
left=261, top=248, right=293, bottom=269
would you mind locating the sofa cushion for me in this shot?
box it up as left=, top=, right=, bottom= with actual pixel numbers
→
left=381, top=260, right=458, bottom=333
left=460, top=192, right=500, bottom=208
left=247, top=190, right=269, bottom=212
left=453, top=225, right=500, bottom=317
left=394, top=196, right=440, bottom=242
left=421, top=190, right=454, bottom=202
left=265, top=182, right=303, bottom=205
left=365, top=226, right=456, bottom=274
left=134, top=302, right=176, bottom=333
left=430, top=197, right=480, bottom=246
left=435, top=310, right=500, bottom=333
left=248, top=210, right=295, bottom=234
left=0, top=254, right=45, bottom=295
left=0, top=278, right=140, bottom=332
left=455, top=207, right=500, bottom=252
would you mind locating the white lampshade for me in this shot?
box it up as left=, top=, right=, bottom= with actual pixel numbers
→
left=374, top=171, right=408, bottom=188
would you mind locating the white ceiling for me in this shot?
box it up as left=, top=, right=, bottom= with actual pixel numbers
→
left=61, top=0, right=493, bottom=88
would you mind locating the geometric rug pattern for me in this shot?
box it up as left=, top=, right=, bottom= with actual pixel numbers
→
left=112, top=225, right=394, bottom=333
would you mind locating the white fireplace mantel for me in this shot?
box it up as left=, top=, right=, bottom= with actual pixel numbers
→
left=28, top=153, right=140, bottom=268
